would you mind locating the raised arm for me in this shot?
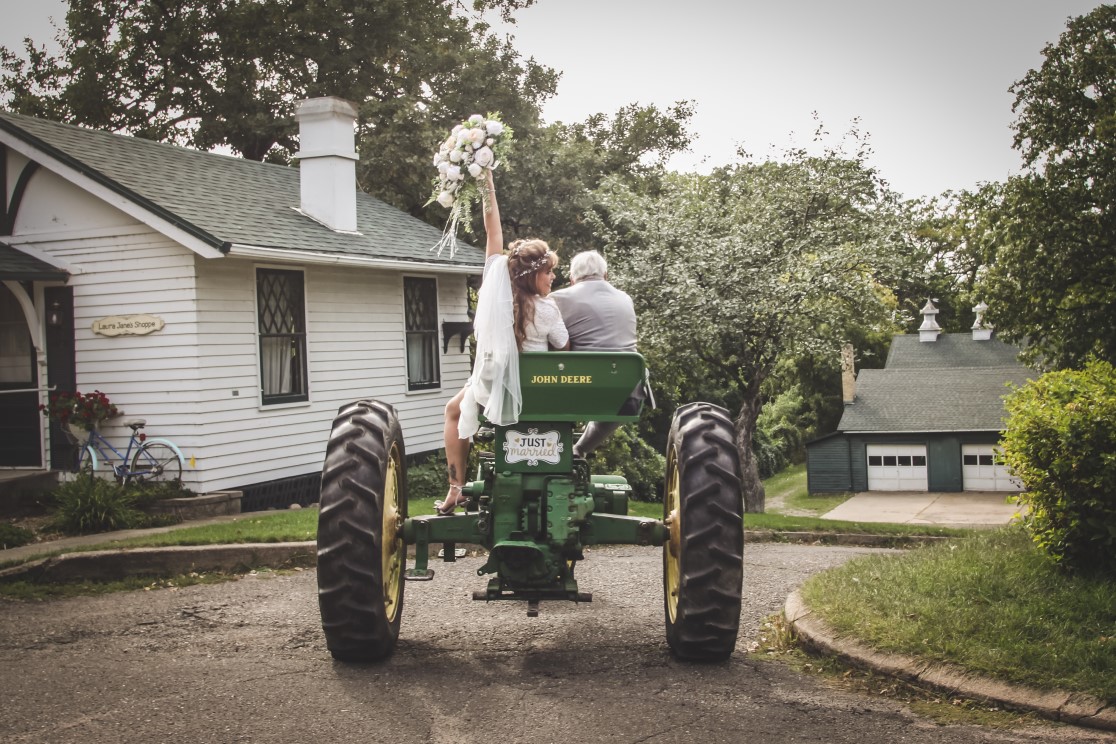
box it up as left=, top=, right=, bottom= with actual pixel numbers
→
left=483, top=169, right=503, bottom=259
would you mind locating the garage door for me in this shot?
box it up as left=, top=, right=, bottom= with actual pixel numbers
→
left=866, top=444, right=928, bottom=491
left=962, top=444, right=1022, bottom=492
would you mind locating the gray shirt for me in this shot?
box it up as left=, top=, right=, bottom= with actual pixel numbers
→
left=550, top=278, right=637, bottom=352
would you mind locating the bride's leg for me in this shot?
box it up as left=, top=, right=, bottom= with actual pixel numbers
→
left=441, top=387, right=469, bottom=508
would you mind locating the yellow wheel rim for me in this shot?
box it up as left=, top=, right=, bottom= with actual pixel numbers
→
left=381, top=442, right=404, bottom=623
left=664, top=446, right=681, bottom=624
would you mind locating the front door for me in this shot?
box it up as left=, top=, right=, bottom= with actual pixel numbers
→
left=45, top=286, right=76, bottom=470
left=0, top=282, right=40, bottom=466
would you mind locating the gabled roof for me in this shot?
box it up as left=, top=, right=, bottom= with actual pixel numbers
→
left=838, top=332, right=1035, bottom=434
left=837, top=366, right=1035, bottom=433
left=0, top=110, right=483, bottom=271
left=0, top=241, right=69, bottom=281
left=885, top=333, right=1022, bottom=369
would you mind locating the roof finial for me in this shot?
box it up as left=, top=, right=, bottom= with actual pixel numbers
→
left=918, top=298, right=940, bottom=342
left=972, top=300, right=993, bottom=341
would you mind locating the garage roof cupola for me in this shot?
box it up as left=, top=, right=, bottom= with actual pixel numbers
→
left=918, top=298, right=941, bottom=342
left=295, top=96, right=359, bottom=233
left=971, top=300, right=993, bottom=341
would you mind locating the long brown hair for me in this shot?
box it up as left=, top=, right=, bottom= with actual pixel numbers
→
left=507, top=238, right=557, bottom=350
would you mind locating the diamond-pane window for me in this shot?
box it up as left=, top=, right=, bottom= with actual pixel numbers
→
left=257, top=268, right=308, bottom=404
left=404, top=277, right=440, bottom=390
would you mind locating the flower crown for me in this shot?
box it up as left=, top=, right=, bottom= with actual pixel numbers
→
left=511, top=246, right=553, bottom=279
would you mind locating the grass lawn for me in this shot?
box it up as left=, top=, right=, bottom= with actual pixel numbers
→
left=800, top=526, right=1116, bottom=703
left=2, top=465, right=965, bottom=563
left=763, top=463, right=852, bottom=516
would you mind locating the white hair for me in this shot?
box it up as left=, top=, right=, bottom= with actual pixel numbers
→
left=569, top=250, right=607, bottom=282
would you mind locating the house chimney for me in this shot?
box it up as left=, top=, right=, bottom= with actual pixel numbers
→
left=971, top=300, right=993, bottom=341
left=918, top=299, right=941, bottom=342
left=840, top=343, right=856, bottom=403
left=295, top=97, right=359, bottom=232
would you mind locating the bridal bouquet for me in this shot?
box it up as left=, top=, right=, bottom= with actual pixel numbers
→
left=427, top=113, right=513, bottom=257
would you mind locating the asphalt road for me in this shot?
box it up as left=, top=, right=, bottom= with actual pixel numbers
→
left=1, top=543, right=1110, bottom=744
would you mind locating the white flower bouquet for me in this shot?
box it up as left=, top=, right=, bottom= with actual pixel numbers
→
left=427, top=113, right=513, bottom=256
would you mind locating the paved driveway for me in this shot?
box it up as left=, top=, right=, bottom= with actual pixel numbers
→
left=822, top=492, right=1022, bottom=527
left=2, top=543, right=1108, bottom=744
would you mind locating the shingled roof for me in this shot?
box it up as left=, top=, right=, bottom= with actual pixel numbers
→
left=0, top=241, right=68, bottom=280
left=0, top=110, right=483, bottom=270
left=885, top=333, right=1023, bottom=368
left=838, top=333, right=1035, bottom=434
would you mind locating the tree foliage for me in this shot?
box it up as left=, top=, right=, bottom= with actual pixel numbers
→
left=0, top=0, right=557, bottom=214
left=1002, top=360, right=1116, bottom=577
left=590, top=137, right=918, bottom=511
left=974, top=6, right=1116, bottom=368
left=491, top=101, right=695, bottom=257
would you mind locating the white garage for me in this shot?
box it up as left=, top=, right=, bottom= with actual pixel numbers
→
left=866, top=444, right=928, bottom=491
left=962, top=444, right=1023, bottom=492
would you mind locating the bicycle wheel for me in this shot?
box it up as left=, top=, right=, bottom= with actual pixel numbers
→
left=73, top=444, right=96, bottom=476
left=130, top=442, right=183, bottom=484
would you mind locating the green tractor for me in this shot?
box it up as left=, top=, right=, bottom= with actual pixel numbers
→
left=316, top=352, right=744, bottom=662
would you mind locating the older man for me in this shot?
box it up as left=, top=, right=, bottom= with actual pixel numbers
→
left=550, top=250, right=646, bottom=457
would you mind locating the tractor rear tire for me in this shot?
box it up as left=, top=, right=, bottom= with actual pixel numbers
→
left=317, top=400, right=408, bottom=662
left=662, top=402, right=744, bottom=661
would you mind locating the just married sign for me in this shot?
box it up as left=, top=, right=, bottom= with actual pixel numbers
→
left=502, top=428, right=564, bottom=466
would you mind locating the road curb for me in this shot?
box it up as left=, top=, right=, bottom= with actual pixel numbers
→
left=785, top=590, right=1116, bottom=733
left=745, top=530, right=950, bottom=547
left=0, top=542, right=316, bottom=583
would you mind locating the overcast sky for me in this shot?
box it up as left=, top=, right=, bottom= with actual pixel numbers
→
left=1, top=0, right=1103, bottom=199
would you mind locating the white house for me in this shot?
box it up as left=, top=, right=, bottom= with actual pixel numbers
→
left=0, top=98, right=482, bottom=508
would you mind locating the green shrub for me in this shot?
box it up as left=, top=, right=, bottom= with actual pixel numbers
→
left=1002, top=360, right=1116, bottom=577
left=126, top=480, right=194, bottom=508
left=753, top=386, right=808, bottom=479
left=0, top=522, right=35, bottom=549
left=50, top=475, right=144, bottom=535
left=589, top=424, right=666, bottom=502
left=407, top=454, right=446, bottom=503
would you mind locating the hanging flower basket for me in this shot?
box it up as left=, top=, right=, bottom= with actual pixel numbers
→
left=63, top=421, right=96, bottom=445
left=41, top=390, right=118, bottom=443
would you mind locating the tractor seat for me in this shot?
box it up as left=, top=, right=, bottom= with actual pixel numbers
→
left=516, top=351, right=645, bottom=423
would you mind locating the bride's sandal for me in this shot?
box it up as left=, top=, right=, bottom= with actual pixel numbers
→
left=434, top=484, right=466, bottom=515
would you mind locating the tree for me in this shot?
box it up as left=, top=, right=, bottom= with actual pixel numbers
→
left=898, top=188, right=1004, bottom=334
left=491, top=101, right=695, bottom=256
left=590, top=139, right=918, bottom=512
left=976, top=5, right=1116, bottom=368
left=0, top=0, right=557, bottom=215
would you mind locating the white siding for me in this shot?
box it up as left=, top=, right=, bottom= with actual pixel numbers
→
left=19, top=223, right=205, bottom=489
left=192, top=258, right=472, bottom=493
left=12, top=156, right=138, bottom=236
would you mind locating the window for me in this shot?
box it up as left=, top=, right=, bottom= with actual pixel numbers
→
left=0, top=285, right=33, bottom=385
left=256, top=268, right=308, bottom=404
left=404, top=277, right=440, bottom=390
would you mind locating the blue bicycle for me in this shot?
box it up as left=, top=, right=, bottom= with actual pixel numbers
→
left=71, top=418, right=186, bottom=485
